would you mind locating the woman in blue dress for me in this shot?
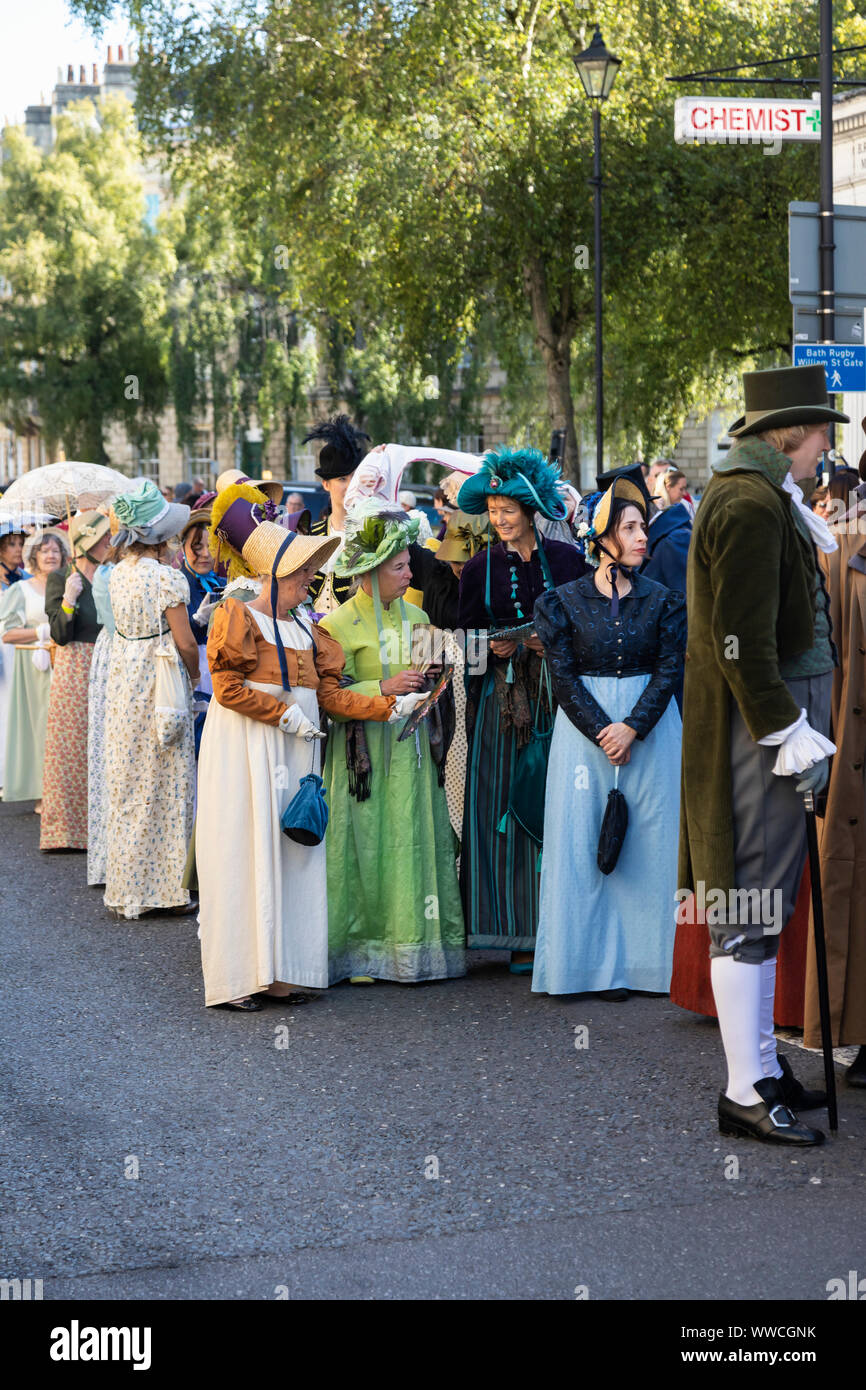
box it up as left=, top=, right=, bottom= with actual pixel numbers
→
left=532, top=478, right=686, bottom=1000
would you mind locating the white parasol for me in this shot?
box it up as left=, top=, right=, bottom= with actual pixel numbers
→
left=343, top=444, right=484, bottom=512
left=1, top=462, right=139, bottom=520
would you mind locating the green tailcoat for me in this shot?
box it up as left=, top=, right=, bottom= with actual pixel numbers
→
left=678, top=437, right=818, bottom=898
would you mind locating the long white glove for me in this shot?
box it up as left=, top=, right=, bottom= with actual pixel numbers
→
left=62, top=572, right=83, bottom=607
left=758, top=708, right=836, bottom=776
left=388, top=691, right=428, bottom=723
left=278, top=703, right=326, bottom=739
left=192, top=594, right=221, bottom=629
left=36, top=623, right=51, bottom=645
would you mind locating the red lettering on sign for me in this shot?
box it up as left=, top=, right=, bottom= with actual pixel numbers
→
left=776, top=110, right=790, bottom=132
left=729, top=109, right=743, bottom=131
left=692, top=107, right=708, bottom=131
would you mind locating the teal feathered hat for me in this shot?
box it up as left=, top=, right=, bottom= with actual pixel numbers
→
left=456, top=447, right=568, bottom=521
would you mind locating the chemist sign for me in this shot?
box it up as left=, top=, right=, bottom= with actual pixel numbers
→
left=793, top=342, right=866, bottom=393
left=675, top=97, right=821, bottom=145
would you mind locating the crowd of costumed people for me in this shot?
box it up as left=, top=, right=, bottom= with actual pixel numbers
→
left=2, top=366, right=865, bottom=1149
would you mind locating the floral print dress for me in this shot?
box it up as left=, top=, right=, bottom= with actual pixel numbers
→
left=103, top=557, right=195, bottom=919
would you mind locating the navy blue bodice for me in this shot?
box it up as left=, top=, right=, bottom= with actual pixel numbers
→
left=533, top=571, right=686, bottom=742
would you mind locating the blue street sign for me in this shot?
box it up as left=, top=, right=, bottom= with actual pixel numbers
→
left=792, top=342, right=866, bottom=392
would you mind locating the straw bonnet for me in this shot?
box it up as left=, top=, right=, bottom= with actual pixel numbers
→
left=215, top=468, right=283, bottom=506
left=69, top=509, right=112, bottom=556
left=436, top=510, right=490, bottom=565
left=576, top=477, right=647, bottom=569
left=596, top=461, right=654, bottom=512
left=214, top=498, right=339, bottom=580
left=727, top=365, right=849, bottom=438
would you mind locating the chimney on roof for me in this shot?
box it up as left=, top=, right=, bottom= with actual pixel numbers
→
left=92, top=63, right=98, bottom=83
left=67, top=64, right=74, bottom=82
left=118, top=44, right=124, bottom=61
left=79, top=65, right=85, bottom=83
left=107, top=46, right=114, bottom=64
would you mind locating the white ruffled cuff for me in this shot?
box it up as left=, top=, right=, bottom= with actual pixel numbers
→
left=758, top=708, right=836, bottom=775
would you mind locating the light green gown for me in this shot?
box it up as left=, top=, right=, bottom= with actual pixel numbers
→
left=0, top=579, right=52, bottom=802
left=321, top=588, right=466, bottom=983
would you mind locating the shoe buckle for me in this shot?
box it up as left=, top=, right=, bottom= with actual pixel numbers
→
left=769, top=1103, right=793, bottom=1128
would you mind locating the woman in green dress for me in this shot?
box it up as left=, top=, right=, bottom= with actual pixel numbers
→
left=0, top=529, right=69, bottom=808
left=321, top=500, right=466, bottom=985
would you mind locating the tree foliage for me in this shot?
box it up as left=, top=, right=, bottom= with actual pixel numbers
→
left=46, top=1, right=866, bottom=471
left=0, top=97, right=175, bottom=462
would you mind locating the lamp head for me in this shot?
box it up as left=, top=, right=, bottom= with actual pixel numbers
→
left=572, top=26, right=621, bottom=101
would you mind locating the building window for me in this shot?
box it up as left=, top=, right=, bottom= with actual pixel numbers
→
left=144, top=194, right=160, bottom=230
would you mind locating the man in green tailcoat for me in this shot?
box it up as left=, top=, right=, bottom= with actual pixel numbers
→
left=679, top=365, right=846, bottom=1146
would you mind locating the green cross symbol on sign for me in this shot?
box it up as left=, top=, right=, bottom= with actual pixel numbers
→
left=806, top=111, right=821, bottom=132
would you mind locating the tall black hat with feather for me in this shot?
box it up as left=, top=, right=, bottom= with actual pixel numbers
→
left=303, top=414, right=371, bottom=480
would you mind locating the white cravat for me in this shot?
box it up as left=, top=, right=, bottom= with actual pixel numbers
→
left=782, top=472, right=837, bottom=554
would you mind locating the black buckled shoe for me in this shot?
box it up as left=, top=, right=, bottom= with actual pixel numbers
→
left=777, top=1052, right=827, bottom=1110
left=718, top=1077, right=825, bottom=1145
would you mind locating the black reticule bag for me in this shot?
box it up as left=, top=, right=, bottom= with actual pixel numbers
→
left=597, top=771, right=628, bottom=875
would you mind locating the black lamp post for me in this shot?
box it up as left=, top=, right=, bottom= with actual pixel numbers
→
left=572, top=26, right=621, bottom=476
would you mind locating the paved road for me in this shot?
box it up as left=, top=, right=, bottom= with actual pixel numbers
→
left=3, top=798, right=865, bottom=1301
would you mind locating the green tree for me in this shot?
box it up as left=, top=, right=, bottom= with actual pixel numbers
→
left=0, top=96, right=176, bottom=463
left=66, top=0, right=866, bottom=473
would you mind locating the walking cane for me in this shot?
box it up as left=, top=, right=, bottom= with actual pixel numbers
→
left=803, top=789, right=838, bottom=1133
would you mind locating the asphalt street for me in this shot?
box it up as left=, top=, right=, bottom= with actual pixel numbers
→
left=2, top=796, right=865, bottom=1301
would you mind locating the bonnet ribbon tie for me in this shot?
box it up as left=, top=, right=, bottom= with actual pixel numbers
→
left=270, top=532, right=297, bottom=691
left=372, top=569, right=409, bottom=778
left=595, top=540, right=633, bottom=619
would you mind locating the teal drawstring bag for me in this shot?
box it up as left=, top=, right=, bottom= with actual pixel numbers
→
left=281, top=764, right=329, bottom=846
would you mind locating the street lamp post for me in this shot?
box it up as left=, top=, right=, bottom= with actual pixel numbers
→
left=572, top=26, right=621, bottom=476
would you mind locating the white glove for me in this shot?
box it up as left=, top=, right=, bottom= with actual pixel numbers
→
left=278, top=703, right=326, bottom=740
left=192, top=594, right=221, bottom=628
left=36, top=623, right=51, bottom=645
left=31, top=647, right=51, bottom=672
left=389, top=691, right=428, bottom=722
left=62, top=572, right=83, bottom=607
left=758, top=708, right=836, bottom=776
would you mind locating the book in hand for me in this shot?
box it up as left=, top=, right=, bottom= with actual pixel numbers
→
left=397, top=665, right=455, bottom=741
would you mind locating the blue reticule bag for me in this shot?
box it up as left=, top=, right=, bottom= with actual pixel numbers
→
left=281, top=772, right=329, bottom=846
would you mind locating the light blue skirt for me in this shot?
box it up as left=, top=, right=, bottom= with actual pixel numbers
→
left=532, top=674, right=681, bottom=996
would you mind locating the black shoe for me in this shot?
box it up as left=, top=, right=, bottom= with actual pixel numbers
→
left=846, top=1046, right=866, bottom=1088
left=718, top=1077, right=825, bottom=1145
left=217, top=998, right=263, bottom=1012
left=777, top=1052, right=827, bottom=1110
left=599, top=988, right=630, bottom=1002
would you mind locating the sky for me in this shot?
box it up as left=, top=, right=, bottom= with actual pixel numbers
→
left=0, top=0, right=133, bottom=126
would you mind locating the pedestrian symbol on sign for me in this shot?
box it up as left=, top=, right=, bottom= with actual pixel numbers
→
left=830, top=369, right=843, bottom=389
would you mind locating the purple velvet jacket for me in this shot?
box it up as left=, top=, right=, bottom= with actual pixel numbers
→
left=457, top=538, right=587, bottom=632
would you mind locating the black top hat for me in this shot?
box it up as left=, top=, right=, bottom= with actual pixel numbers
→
left=595, top=462, right=654, bottom=512
left=727, top=365, right=850, bottom=438
left=303, top=414, right=371, bottom=480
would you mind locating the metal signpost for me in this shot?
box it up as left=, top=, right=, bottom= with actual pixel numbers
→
left=668, top=5, right=866, bottom=478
